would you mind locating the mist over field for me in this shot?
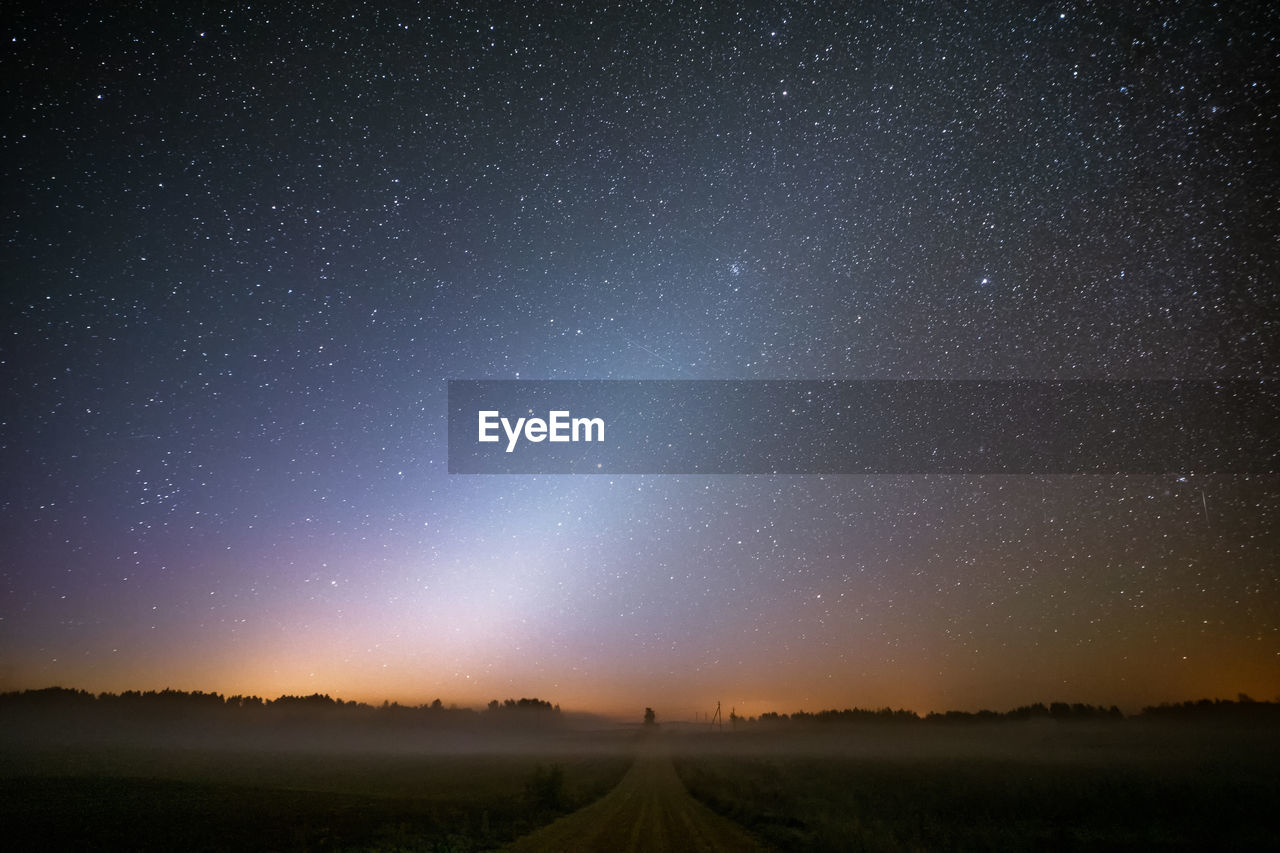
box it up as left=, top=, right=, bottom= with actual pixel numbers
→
left=0, top=688, right=624, bottom=758
left=3, top=688, right=1278, bottom=851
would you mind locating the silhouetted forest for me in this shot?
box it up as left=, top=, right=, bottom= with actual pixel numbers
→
left=0, top=686, right=568, bottom=748
left=5, top=686, right=1278, bottom=736
left=1138, top=694, right=1280, bottom=721
left=723, top=696, right=1280, bottom=727
left=1, top=686, right=558, bottom=716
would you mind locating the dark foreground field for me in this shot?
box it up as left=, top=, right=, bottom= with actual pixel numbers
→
left=671, top=721, right=1280, bottom=851
left=0, top=742, right=633, bottom=852
left=4, top=716, right=1279, bottom=851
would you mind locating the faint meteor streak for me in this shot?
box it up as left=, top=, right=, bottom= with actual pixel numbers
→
left=625, top=338, right=691, bottom=375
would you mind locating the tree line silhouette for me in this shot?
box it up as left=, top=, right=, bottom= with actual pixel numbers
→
left=749, top=702, right=1123, bottom=726
left=1138, top=694, right=1278, bottom=721
left=0, top=686, right=564, bottom=739
left=731, top=696, right=1279, bottom=726
left=4, top=687, right=1277, bottom=734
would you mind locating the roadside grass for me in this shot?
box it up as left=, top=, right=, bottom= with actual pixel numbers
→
left=673, top=727, right=1280, bottom=851
left=0, top=746, right=631, bottom=852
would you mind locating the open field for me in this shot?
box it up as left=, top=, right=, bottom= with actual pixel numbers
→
left=0, top=739, right=634, bottom=852
left=4, top=710, right=1279, bottom=851
left=671, top=722, right=1280, bottom=851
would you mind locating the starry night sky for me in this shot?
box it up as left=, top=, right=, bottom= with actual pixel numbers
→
left=3, top=2, right=1278, bottom=717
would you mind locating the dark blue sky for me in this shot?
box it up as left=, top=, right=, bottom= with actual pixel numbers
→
left=2, top=1, right=1277, bottom=715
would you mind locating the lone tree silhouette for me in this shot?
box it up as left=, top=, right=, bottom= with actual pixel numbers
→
left=643, top=707, right=656, bottom=726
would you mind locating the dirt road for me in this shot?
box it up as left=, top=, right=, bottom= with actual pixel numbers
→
left=503, top=739, right=771, bottom=852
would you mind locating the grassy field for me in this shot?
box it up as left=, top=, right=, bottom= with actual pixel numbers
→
left=6, top=718, right=1277, bottom=851
left=0, top=741, right=634, bottom=852
left=671, top=722, right=1280, bottom=851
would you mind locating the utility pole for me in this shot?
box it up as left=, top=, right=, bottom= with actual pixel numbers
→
left=710, top=700, right=722, bottom=731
